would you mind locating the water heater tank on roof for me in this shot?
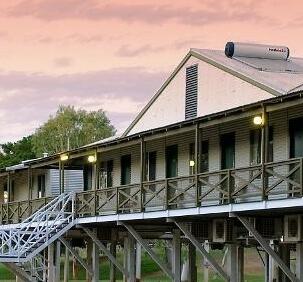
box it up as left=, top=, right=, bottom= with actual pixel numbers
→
left=225, top=42, right=290, bottom=60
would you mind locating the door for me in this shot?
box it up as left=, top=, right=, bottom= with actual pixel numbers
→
left=289, top=118, right=303, bottom=195
left=38, top=174, right=46, bottom=198
left=145, top=151, right=157, bottom=195
left=220, top=132, right=235, bottom=202
left=290, top=118, right=303, bottom=158
left=146, top=151, right=157, bottom=181
left=121, top=155, right=131, bottom=185
left=166, top=145, right=178, bottom=178
left=166, top=145, right=178, bottom=207
left=221, top=132, right=235, bottom=170
left=83, top=165, right=93, bottom=191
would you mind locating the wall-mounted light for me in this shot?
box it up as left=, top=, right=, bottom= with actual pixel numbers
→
left=189, top=160, right=195, bottom=167
left=60, top=154, right=69, bottom=161
left=88, top=155, right=96, bottom=163
left=253, top=115, right=264, bottom=126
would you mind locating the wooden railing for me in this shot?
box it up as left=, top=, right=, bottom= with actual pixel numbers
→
left=1, top=158, right=303, bottom=224
left=0, top=197, right=52, bottom=225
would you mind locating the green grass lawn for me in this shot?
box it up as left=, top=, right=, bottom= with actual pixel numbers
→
left=0, top=247, right=264, bottom=281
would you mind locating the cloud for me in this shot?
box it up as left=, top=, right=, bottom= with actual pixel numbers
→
left=115, top=39, right=207, bottom=58
left=0, top=68, right=167, bottom=142
left=116, top=44, right=165, bottom=57
left=7, top=0, right=266, bottom=25
left=53, top=57, right=74, bottom=68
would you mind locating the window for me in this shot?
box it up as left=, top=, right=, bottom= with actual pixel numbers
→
left=250, top=129, right=261, bottom=165
left=100, top=160, right=114, bottom=188
left=185, top=65, right=198, bottom=120
left=200, top=140, right=209, bottom=173
left=145, top=151, right=157, bottom=181
left=38, top=174, right=46, bottom=198
left=121, top=155, right=131, bottom=185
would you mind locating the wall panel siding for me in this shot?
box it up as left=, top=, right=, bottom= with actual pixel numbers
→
left=49, top=169, right=84, bottom=197
left=128, top=56, right=273, bottom=136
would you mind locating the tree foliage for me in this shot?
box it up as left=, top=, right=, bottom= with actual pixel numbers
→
left=32, top=105, right=116, bottom=156
left=0, top=136, right=36, bottom=168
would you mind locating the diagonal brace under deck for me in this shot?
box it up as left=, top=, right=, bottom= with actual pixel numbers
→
left=172, top=220, right=230, bottom=282
left=59, top=237, right=93, bottom=276
left=233, top=213, right=299, bottom=282
left=118, top=221, right=174, bottom=280
left=80, top=226, right=129, bottom=278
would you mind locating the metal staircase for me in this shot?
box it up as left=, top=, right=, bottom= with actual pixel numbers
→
left=4, top=253, right=48, bottom=282
left=0, top=192, right=75, bottom=263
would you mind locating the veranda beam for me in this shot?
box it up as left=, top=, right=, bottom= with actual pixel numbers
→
left=118, top=221, right=174, bottom=280
left=234, top=214, right=299, bottom=282
left=173, top=221, right=230, bottom=282
left=59, top=237, right=93, bottom=276
left=81, top=226, right=129, bottom=278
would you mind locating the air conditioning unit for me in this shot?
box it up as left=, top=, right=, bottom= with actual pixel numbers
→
left=213, top=219, right=234, bottom=243
left=191, top=221, right=212, bottom=241
left=255, top=218, right=282, bottom=239
left=284, top=215, right=303, bottom=242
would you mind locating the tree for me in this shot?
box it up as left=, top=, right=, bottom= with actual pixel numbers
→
left=32, top=105, right=116, bottom=156
left=0, top=136, right=36, bottom=168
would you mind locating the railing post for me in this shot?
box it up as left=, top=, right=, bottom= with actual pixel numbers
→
left=72, top=192, right=76, bottom=221
left=6, top=203, right=9, bottom=224
left=261, top=105, right=269, bottom=200
left=29, top=199, right=32, bottom=217
left=165, top=179, right=169, bottom=210
left=227, top=170, right=232, bottom=204
left=94, top=189, right=97, bottom=216
left=195, top=174, right=200, bottom=207
left=140, top=137, right=146, bottom=213
left=18, top=201, right=21, bottom=223
left=195, top=123, right=200, bottom=208
left=300, top=158, right=303, bottom=197
left=0, top=204, right=2, bottom=225
left=262, top=163, right=267, bottom=200
left=116, top=187, right=119, bottom=214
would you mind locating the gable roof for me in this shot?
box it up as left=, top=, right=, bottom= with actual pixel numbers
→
left=122, top=48, right=303, bottom=137
left=192, top=49, right=303, bottom=94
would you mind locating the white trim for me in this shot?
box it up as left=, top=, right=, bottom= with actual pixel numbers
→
left=76, top=197, right=303, bottom=225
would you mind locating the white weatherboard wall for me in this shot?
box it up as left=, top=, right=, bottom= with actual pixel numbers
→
left=100, top=105, right=294, bottom=190
left=127, top=56, right=273, bottom=136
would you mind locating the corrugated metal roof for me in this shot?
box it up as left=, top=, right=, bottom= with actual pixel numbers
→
left=191, top=49, right=303, bottom=95
left=81, top=134, right=122, bottom=148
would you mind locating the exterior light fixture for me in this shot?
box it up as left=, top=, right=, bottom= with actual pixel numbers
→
left=60, top=154, right=69, bottom=161
left=88, top=155, right=96, bottom=163
left=189, top=160, right=195, bottom=167
left=253, top=115, right=263, bottom=126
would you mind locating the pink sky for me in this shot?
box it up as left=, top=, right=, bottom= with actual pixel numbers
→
left=0, top=0, right=303, bottom=143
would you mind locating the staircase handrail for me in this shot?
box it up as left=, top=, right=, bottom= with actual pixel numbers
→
left=0, top=192, right=75, bottom=260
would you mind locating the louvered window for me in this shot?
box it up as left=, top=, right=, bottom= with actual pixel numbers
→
left=185, top=64, right=198, bottom=119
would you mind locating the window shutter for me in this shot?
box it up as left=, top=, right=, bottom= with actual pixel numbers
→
left=185, top=65, right=198, bottom=119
